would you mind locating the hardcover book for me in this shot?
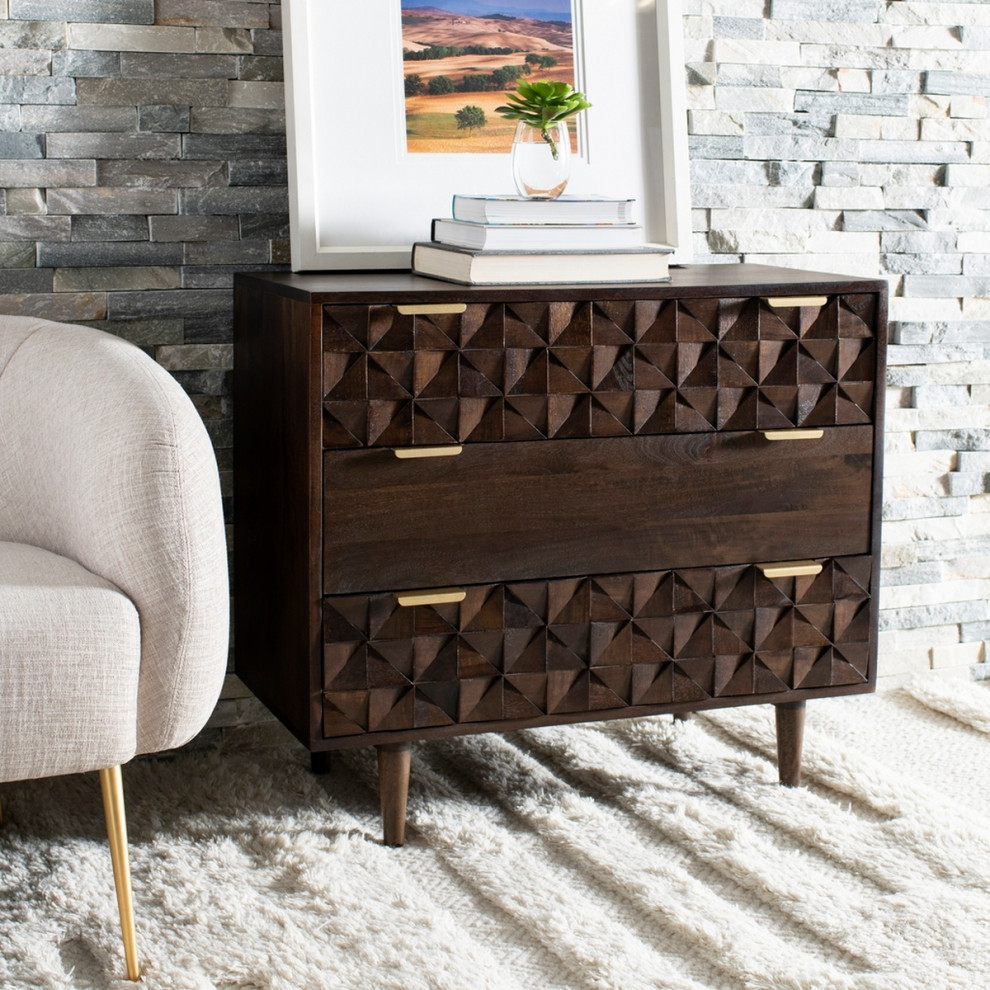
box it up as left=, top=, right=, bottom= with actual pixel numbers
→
left=451, top=194, right=636, bottom=226
left=411, top=241, right=672, bottom=286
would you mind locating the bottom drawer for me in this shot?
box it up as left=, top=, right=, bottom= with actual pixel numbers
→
left=321, top=556, right=874, bottom=740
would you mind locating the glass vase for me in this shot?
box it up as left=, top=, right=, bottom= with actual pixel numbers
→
left=510, top=120, right=571, bottom=199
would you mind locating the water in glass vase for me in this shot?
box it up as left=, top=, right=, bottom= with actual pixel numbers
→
left=510, top=120, right=571, bottom=199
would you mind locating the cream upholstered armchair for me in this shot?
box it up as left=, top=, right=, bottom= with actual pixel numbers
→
left=0, top=315, right=229, bottom=980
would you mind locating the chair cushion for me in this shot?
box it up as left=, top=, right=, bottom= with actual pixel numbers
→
left=0, top=541, right=141, bottom=783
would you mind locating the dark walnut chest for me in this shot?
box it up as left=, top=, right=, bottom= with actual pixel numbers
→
left=233, top=264, right=887, bottom=844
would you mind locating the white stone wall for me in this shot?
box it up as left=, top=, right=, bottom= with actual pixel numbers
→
left=684, top=0, right=990, bottom=681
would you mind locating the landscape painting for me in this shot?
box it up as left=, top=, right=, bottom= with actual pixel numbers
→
left=400, top=0, right=578, bottom=154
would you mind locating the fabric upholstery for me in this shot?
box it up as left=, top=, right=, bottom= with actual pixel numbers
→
left=0, top=542, right=140, bottom=781
left=0, top=315, right=228, bottom=779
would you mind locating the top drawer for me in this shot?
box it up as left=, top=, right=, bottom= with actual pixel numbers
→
left=321, top=294, right=878, bottom=449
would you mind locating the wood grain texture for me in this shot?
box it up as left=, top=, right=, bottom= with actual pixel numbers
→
left=322, top=557, right=873, bottom=740
left=323, top=427, right=873, bottom=594
left=320, top=294, right=877, bottom=448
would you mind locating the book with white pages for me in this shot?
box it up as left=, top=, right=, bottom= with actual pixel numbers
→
left=411, top=241, right=672, bottom=286
left=431, top=218, right=645, bottom=252
left=451, top=193, right=636, bottom=225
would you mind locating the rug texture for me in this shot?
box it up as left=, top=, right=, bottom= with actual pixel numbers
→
left=2, top=678, right=990, bottom=989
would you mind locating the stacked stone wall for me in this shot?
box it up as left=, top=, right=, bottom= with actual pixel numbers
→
left=1, top=0, right=988, bottom=696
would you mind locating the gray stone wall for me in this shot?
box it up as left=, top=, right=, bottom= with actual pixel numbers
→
left=2, top=0, right=987, bottom=695
left=686, top=0, right=990, bottom=680
left=0, top=0, right=287, bottom=730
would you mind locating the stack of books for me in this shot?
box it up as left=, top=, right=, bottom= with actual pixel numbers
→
left=411, top=194, right=673, bottom=286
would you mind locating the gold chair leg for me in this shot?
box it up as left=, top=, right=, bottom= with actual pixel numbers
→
left=98, top=766, right=140, bottom=981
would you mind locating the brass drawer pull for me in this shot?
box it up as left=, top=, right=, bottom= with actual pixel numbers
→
left=395, top=587, right=466, bottom=607
left=757, top=560, right=824, bottom=579
left=393, top=445, right=463, bottom=460
left=762, top=429, right=824, bottom=442
left=396, top=303, right=467, bottom=315
left=765, top=295, right=828, bottom=308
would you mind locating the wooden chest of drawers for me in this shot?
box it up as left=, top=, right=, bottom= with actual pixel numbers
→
left=233, top=265, right=887, bottom=844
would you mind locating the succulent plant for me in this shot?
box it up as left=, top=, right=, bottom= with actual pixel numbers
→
left=495, top=79, right=592, bottom=160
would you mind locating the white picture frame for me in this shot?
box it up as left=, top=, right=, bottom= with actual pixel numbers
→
left=283, top=0, right=691, bottom=272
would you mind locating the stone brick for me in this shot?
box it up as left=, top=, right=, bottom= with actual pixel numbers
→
left=743, top=113, right=831, bottom=136
left=110, top=289, right=231, bottom=319
left=881, top=118, right=921, bottom=142
left=53, top=266, right=181, bottom=292
left=194, top=27, right=252, bottom=53
left=97, top=319, right=185, bottom=347
left=180, top=187, right=288, bottom=216
left=714, top=64, right=780, bottom=87
left=879, top=600, right=990, bottom=633
left=237, top=214, right=289, bottom=239
left=71, top=215, right=149, bottom=241
left=925, top=70, right=990, bottom=97
left=139, top=105, right=190, bottom=133
left=712, top=16, right=765, bottom=39
left=46, top=132, right=181, bottom=161
left=20, top=106, right=136, bottom=133
left=76, top=79, right=228, bottom=107
left=237, top=56, right=283, bottom=82
left=922, top=117, right=990, bottom=142
left=155, top=342, right=233, bottom=369
left=951, top=94, right=987, bottom=118
left=712, top=38, right=801, bottom=65
left=226, top=159, right=287, bottom=186
left=0, top=133, right=44, bottom=159
left=768, top=0, right=881, bottom=21
left=902, top=275, right=990, bottom=298
left=181, top=133, right=286, bottom=159
left=0, top=292, right=107, bottom=322
left=183, top=240, right=270, bottom=265
left=883, top=187, right=951, bottom=210
left=878, top=561, right=943, bottom=587
left=10, top=0, right=153, bottom=20
left=119, top=52, right=237, bottom=78
left=948, top=473, right=987, bottom=497
left=51, top=51, right=120, bottom=78
left=0, top=216, right=71, bottom=241
left=47, top=188, right=177, bottom=215
left=5, top=188, right=47, bottom=215
left=714, top=87, right=794, bottom=113
left=916, top=430, right=990, bottom=453
left=97, top=160, right=226, bottom=188
left=780, top=67, right=839, bottom=92
left=0, top=269, right=53, bottom=294
left=883, top=254, right=960, bottom=278
left=227, top=81, right=284, bottom=110
left=0, top=49, right=52, bottom=75
left=0, top=244, right=37, bottom=268
left=891, top=25, right=965, bottom=49
left=881, top=231, right=957, bottom=253
left=0, top=76, right=75, bottom=106
left=843, top=210, right=928, bottom=232
left=190, top=107, right=284, bottom=134
left=0, top=21, right=66, bottom=50
left=155, top=0, right=270, bottom=28
left=871, top=69, right=923, bottom=94
left=68, top=24, right=195, bottom=54
left=834, top=115, right=882, bottom=139
left=149, top=215, right=239, bottom=242
left=38, top=242, right=183, bottom=268
left=814, top=186, right=884, bottom=210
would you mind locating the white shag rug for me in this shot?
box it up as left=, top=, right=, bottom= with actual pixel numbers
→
left=3, top=678, right=990, bottom=989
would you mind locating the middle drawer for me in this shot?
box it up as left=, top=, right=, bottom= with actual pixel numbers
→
left=323, top=426, right=873, bottom=594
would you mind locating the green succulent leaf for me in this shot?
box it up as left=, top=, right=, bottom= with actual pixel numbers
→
left=495, top=78, right=592, bottom=129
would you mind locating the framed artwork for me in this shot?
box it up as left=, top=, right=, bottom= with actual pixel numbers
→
left=283, top=0, right=691, bottom=271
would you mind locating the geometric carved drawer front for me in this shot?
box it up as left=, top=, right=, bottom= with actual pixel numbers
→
left=322, top=294, right=877, bottom=448
left=322, top=557, right=873, bottom=738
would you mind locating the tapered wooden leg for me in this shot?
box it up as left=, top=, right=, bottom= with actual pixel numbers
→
left=673, top=711, right=693, bottom=722
left=98, top=766, right=140, bottom=981
left=377, top=742, right=412, bottom=847
left=774, top=700, right=806, bottom=787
